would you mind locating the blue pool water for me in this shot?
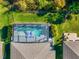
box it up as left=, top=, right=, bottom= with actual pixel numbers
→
left=14, top=25, right=42, bottom=37
left=13, top=24, right=49, bottom=42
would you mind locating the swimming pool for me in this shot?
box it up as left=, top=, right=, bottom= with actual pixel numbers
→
left=12, top=24, right=49, bottom=42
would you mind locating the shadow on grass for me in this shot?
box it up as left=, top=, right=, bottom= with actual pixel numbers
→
left=54, top=43, right=63, bottom=59
left=3, top=43, right=10, bottom=59
left=46, top=13, right=65, bottom=24
left=1, top=25, right=12, bottom=59
left=52, top=19, right=65, bottom=24
left=36, top=4, right=54, bottom=16
left=1, top=26, right=8, bottom=41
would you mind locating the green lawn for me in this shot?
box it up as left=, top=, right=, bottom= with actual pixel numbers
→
left=0, top=12, right=48, bottom=28
left=53, top=14, right=79, bottom=45
left=13, top=12, right=48, bottom=22
left=0, top=30, right=1, bottom=40
left=0, top=14, right=9, bottom=29
left=0, top=4, right=8, bottom=15
left=57, top=14, right=79, bottom=36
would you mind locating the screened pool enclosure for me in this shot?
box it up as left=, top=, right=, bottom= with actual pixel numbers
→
left=12, top=23, right=49, bottom=43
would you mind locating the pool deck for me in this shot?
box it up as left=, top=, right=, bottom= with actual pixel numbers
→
left=11, top=42, right=55, bottom=59
left=13, top=22, right=51, bottom=26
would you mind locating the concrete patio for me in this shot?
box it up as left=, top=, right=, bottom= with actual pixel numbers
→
left=0, top=42, right=3, bottom=59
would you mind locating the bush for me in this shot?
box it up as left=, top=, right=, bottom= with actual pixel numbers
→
left=1, top=25, right=12, bottom=43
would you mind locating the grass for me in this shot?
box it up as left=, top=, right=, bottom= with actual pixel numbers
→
left=53, top=14, right=79, bottom=43
left=0, top=14, right=9, bottom=29
left=57, top=14, right=79, bottom=36
left=13, top=12, right=48, bottom=22
left=0, top=30, right=1, bottom=40
left=0, top=4, right=9, bottom=28
left=0, top=4, right=8, bottom=15
left=0, top=11, right=48, bottom=28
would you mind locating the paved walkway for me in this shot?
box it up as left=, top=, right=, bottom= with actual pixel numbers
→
left=11, top=42, right=55, bottom=59
left=0, top=42, right=3, bottom=59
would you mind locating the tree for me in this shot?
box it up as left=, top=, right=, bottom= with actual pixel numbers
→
left=25, top=0, right=39, bottom=11
left=53, top=0, right=66, bottom=9
left=0, top=0, right=3, bottom=3
left=10, top=0, right=39, bottom=11
left=38, top=0, right=49, bottom=9
left=68, top=2, right=79, bottom=13
left=15, top=0, right=27, bottom=11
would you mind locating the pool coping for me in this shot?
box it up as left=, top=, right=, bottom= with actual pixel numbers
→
left=13, top=22, right=51, bottom=26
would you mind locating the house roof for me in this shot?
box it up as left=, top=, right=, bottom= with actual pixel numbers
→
left=64, top=41, right=79, bottom=56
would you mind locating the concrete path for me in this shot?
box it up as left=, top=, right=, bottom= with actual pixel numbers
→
left=11, top=42, right=55, bottom=59
left=0, top=42, right=3, bottom=59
